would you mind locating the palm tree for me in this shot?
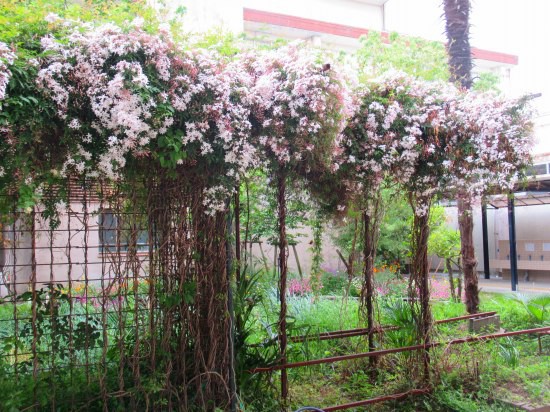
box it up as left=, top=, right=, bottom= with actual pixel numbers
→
left=443, top=0, right=479, bottom=314
left=443, top=0, right=473, bottom=88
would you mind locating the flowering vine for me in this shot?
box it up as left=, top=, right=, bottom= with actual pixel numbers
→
left=341, top=71, right=460, bottom=215
left=0, top=42, right=15, bottom=101
left=1, top=23, right=261, bottom=215
left=0, top=15, right=538, bottom=408
left=242, top=43, right=353, bottom=175
left=447, top=91, right=534, bottom=197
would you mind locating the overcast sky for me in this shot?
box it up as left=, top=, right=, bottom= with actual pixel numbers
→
left=386, top=0, right=550, bottom=116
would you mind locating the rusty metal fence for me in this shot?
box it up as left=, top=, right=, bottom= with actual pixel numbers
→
left=0, top=175, right=234, bottom=411
left=2, top=178, right=548, bottom=411
left=0, top=181, right=154, bottom=409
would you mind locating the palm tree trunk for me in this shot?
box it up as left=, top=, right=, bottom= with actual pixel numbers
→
left=443, top=0, right=473, bottom=88
left=443, top=0, right=479, bottom=313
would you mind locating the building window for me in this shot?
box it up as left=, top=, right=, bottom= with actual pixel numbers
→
left=526, top=163, right=548, bottom=176
left=0, top=227, right=11, bottom=295
left=131, top=229, right=149, bottom=253
left=99, top=210, right=118, bottom=253
left=98, top=210, right=149, bottom=253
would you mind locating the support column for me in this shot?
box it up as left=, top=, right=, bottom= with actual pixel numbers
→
left=507, top=195, right=518, bottom=291
left=481, top=204, right=490, bottom=279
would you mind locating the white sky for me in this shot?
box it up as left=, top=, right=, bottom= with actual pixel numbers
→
left=386, top=0, right=550, bottom=119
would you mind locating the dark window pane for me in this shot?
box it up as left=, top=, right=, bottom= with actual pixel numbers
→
left=526, top=163, right=548, bottom=176
left=99, top=212, right=149, bottom=253
left=137, top=230, right=149, bottom=252
left=99, top=211, right=118, bottom=252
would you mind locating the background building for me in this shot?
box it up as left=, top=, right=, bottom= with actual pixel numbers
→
left=181, top=0, right=550, bottom=282
left=2, top=1, right=548, bottom=295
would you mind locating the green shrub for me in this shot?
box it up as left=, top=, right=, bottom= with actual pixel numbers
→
left=320, top=270, right=350, bottom=296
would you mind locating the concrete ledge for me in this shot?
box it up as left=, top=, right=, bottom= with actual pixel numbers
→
left=469, top=314, right=500, bottom=333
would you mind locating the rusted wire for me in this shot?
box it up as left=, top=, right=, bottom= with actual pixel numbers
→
left=322, top=387, right=432, bottom=411
left=289, top=311, right=498, bottom=343
left=250, top=326, right=550, bottom=373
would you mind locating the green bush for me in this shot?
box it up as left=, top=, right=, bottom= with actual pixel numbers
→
left=320, top=270, right=352, bottom=296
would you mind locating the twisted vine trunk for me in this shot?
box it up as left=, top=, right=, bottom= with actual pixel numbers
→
left=277, top=169, right=289, bottom=405
left=445, top=258, right=457, bottom=302
left=360, top=191, right=385, bottom=376
left=194, top=206, right=231, bottom=409
left=409, top=198, right=432, bottom=383
left=362, top=212, right=376, bottom=372
left=458, top=196, right=479, bottom=313
left=147, top=172, right=231, bottom=411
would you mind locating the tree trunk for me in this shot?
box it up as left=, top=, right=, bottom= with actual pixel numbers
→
left=362, top=212, right=377, bottom=373
left=339, top=217, right=360, bottom=300
left=443, top=0, right=479, bottom=313
left=410, top=205, right=432, bottom=382
left=277, top=169, right=289, bottom=404
left=455, top=257, right=463, bottom=304
left=443, top=0, right=473, bottom=88
left=446, top=258, right=457, bottom=302
left=234, top=189, right=241, bottom=284
left=348, top=217, right=359, bottom=280
left=458, top=196, right=479, bottom=313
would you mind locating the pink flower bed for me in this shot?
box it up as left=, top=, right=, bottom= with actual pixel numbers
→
left=430, top=277, right=465, bottom=301
left=288, top=278, right=314, bottom=296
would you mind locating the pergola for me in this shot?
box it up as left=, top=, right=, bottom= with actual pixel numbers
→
left=482, top=175, right=550, bottom=291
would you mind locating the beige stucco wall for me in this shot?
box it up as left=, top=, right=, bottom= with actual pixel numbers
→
left=1, top=203, right=149, bottom=297
left=246, top=224, right=345, bottom=277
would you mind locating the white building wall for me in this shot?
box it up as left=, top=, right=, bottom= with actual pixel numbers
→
left=181, top=0, right=245, bottom=33
left=492, top=205, right=550, bottom=242
left=243, top=0, right=384, bottom=30
left=442, top=203, right=550, bottom=278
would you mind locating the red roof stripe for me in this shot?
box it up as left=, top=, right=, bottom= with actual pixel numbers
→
left=243, top=8, right=518, bottom=65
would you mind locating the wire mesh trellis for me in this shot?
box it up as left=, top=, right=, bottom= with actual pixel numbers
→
left=0, top=176, right=232, bottom=411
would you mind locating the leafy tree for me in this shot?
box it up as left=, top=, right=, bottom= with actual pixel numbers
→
left=240, top=172, right=310, bottom=247
left=0, top=0, right=183, bottom=45
left=473, top=71, right=501, bottom=92
left=377, top=189, right=411, bottom=268
left=428, top=206, right=462, bottom=302
left=357, top=31, right=450, bottom=81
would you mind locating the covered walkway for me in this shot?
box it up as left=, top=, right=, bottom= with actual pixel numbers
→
left=482, top=174, right=550, bottom=291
